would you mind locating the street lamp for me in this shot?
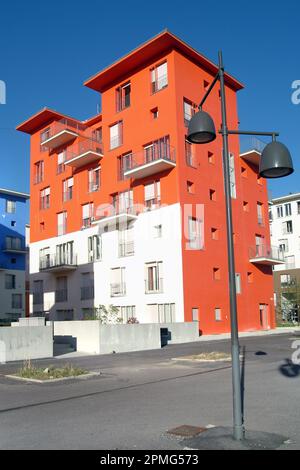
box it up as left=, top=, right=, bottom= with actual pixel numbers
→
left=187, top=51, right=293, bottom=441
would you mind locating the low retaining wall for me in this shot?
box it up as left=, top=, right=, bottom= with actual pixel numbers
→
left=53, top=321, right=198, bottom=355
left=0, top=325, right=53, bottom=362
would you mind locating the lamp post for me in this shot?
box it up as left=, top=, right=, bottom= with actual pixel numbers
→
left=187, top=51, right=293, bottom=441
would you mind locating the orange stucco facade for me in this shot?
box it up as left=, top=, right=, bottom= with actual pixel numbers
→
left=17, top=31, right=275, bottom=333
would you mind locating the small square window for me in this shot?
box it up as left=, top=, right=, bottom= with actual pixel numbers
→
left=215, top=308, right=222, bottom=321
left=243, top=201, right=249, bottom=212
left=192, top=308, right=199, bottom=322
left=208, top=151, right=215, bottom=164
left=40, top=222, right=45, bottom=231
left=11, top=221, right=16, bottom=227
left=154, top=224, right=162, bottom=238
left=204, top=80, right=210, bottom=91
left=213, top=267, right=221, bottom=280
left=187, top=181, right=195, bottom=194
left=211, top=228, right=219, bottom=240
left=257, top=175, right=263, bottom=185
left=241, top=166, right=247, bottom=177
left=151, top=107, right=159, bottom=119
left=209, top=189, right=216, bottom=201
left=11, top=258, right=17, bottom=264
left=247, top=272, right=254, bottom=283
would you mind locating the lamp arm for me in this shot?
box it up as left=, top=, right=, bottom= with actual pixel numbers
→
left=198, top=71, right=220, bottom=109
left=223, top=130, right=279, bottom=140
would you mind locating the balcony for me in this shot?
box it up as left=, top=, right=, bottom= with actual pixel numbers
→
left=118, top=241, right=134, bottom=257
left=65, top=139, right=103, bottom=169
left=2, top=240, right=28, bottom=254
left=145, top=278, right=163, bottom=294
left=110, top=282, right=126, bottom=297
left=249, top=245, right=285, bottom=266
left=39, top=254, right=77, bottom=273
left=40, top=119, right=84, bottom=150
left=123, top=145, right=176, bottom=179
left=240, top=137, right=267, bottom=166
left=92, top=204, right=138, bottom=229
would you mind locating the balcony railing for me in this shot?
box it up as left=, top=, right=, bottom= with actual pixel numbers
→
left=123, top=145, right=176, bottom=179
left=39, top=254, right=77, bottom=272
left=145, top=278, right=163, bottom=294
left=81, top=285, right=94, bottom=300
left=110, top=282, right=126, bottom=297
left=2, top=240, right=27, bottom=253
left=40, top=119, right=85, bottom=150
left=65, top=139, right=103, bottom=168
left=55, top=289, right=68, bottom=303
left=144, top=198, right=161, bottom=211
left=249, top=245, right=284, bottom=265
left=92, top=200, right=138, bottom=227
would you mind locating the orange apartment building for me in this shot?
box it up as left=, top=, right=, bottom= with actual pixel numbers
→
left=17, top=31, right=282, bottom=334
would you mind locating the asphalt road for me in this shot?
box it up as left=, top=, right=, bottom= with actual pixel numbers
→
left=0, top=332, right=299, bottom=450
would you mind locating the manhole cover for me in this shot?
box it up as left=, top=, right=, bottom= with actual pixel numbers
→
left=167, top=425, right=207, bottom=438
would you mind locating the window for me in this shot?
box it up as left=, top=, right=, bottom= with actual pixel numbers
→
left=269, top=209, right=273, bottom=221
left=280, top=274, right=294, bottom=286
left=277, top=205, right=283, bottom=218
left=243, top=201, right=249, bottom=212
left=150, top=61, right=168, bottom=93
left=88, top=235, right=102, bottom=262
left=151, top=107, right=159, bottom=119
left=110, top=267, right=126, bottom=296
left=187, top=181, right=195, bottom=194
left=116, top=305, right=136, bottom=323
left=40, top=187, right=50, bottom=210
left=209, top=189, right=216, bottom=201
left=6, top=200, right=16, bottom=213
left=57, top=212, right=67, bottom=236
left=235, top=273, right=241, bottom=294
left=33, top=280, right=43, bottom=305
left=203, top=80, right=210, bottom=91
left=145, top=262, right=163, bottom=293
left=158, top=303, right=175, bottom=323
left=229, top=153, right=236, bottom=198
left=12, top=294, right=22, bottom=309
left=116, top=82, right=131, bottom=112
left=279, top=239, right=288, bottom=254
left=57, top=150, right=66, bottom=174
left=211, top=227, right=219, bottom=240
left=257, top=202, right=264, bottom=225
left=192, top=308, right=199, bottom=322
left=285, top=255, right=295, bottom=269
left=40, top=127, right=50, bottom=144
left=11, top=220, right=16, bottom=227
left=188, top=217, right=203, bottom=250
left=247, top=272, right=253, bottom=283
left=55, top=276, right=68, bottom=303
left=82, top=203, right=94, bottom=228
left=92, top=127, right=102, bottom=143
left=119, top=222, right=134, bottom=257
left=208, top=151, right=215, bottom=164
left=285, top=203, right=292, bottom=216
left=5, top=274, right=16, bottom=289
left=215, top=308, right=222, bottom=321
left=183, top=98, right=195, bottom=126
left=144, top=135, right=170, bottom=163
left=88, top=167, right=100, bottom=192
left=185, top=138, right=195, bottom=167
left=81, top=273, right=94, bottom=300
left=56, top=242, right=74, bottom=265
left=63, top=177, right=74, bottom=201
left=297, top=201, right=300, bottom=214
left=5, top=236, right=22, bottom=250
left=241, top=166, right=247, bottom=177
left=39, top=246, right=50, bottom=269
left=113, top=190, right=133, bottom=214
left=213, top=267, right=221, bottom=281
left=282, top=220, right=293, bottom=234
left=118, top=152, right=133, bottom=180
left=257, top=175, right=263, bottom=185
left=153, top=224, right=162, bottom=238
left=34, top=160, right=44, bottom=184
left=144, top=181, right=161, bottom=210
left=110, top=121, right=123, bottom=149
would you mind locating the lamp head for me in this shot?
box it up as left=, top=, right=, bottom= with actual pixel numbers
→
left=259, top=141, right=294, bottom=178
left=187, top=110, right=216, bottom=144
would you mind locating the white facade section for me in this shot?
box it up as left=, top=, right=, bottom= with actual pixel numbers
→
left=269, top=193, right=300, bottom=271
left=29, top=203, right=185, bottom=323
left=0, top=269, right=26, bottom=319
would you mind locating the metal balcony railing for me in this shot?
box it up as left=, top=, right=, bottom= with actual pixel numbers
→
left=118, top=241, right=134, bottom=257
left=110, top=282, right=126, bottom=297
left=65, top=139, right=103, bottom=163
left=145, top=278, right=163, bottom=294
left=39, top=254, right=77, bottom=271
left=239, top=137, right=267, bottom=154
left=124, top=144, right=175, bottom=173
left=40, top=119, right=86, bottom=145
left=3, top=240, right=27, bottom=252
left=81, top=285, right=94, bottom=300
left=249, top=245, right=284, bottom=262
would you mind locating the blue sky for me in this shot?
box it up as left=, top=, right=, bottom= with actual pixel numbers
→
left=0, top=0, right=298, bottom=199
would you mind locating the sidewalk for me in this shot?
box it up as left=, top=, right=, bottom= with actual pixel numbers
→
left=198, top=326, right=300, bottom=342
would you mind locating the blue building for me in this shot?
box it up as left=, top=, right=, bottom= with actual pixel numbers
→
left=0, top=188, right=29, bottom=321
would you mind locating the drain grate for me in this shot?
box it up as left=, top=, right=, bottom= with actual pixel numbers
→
left=167, top=425, right=207, bottom=438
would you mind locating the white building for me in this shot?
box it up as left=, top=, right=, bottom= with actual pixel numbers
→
left=269, top=192, right=300, bottom=271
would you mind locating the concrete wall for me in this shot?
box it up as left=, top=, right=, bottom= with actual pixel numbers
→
left=0, top=325, right=53, bottom=362
left=160, top=322, right=199, bottom=344
left=53, top=320, right=197, bottom=355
